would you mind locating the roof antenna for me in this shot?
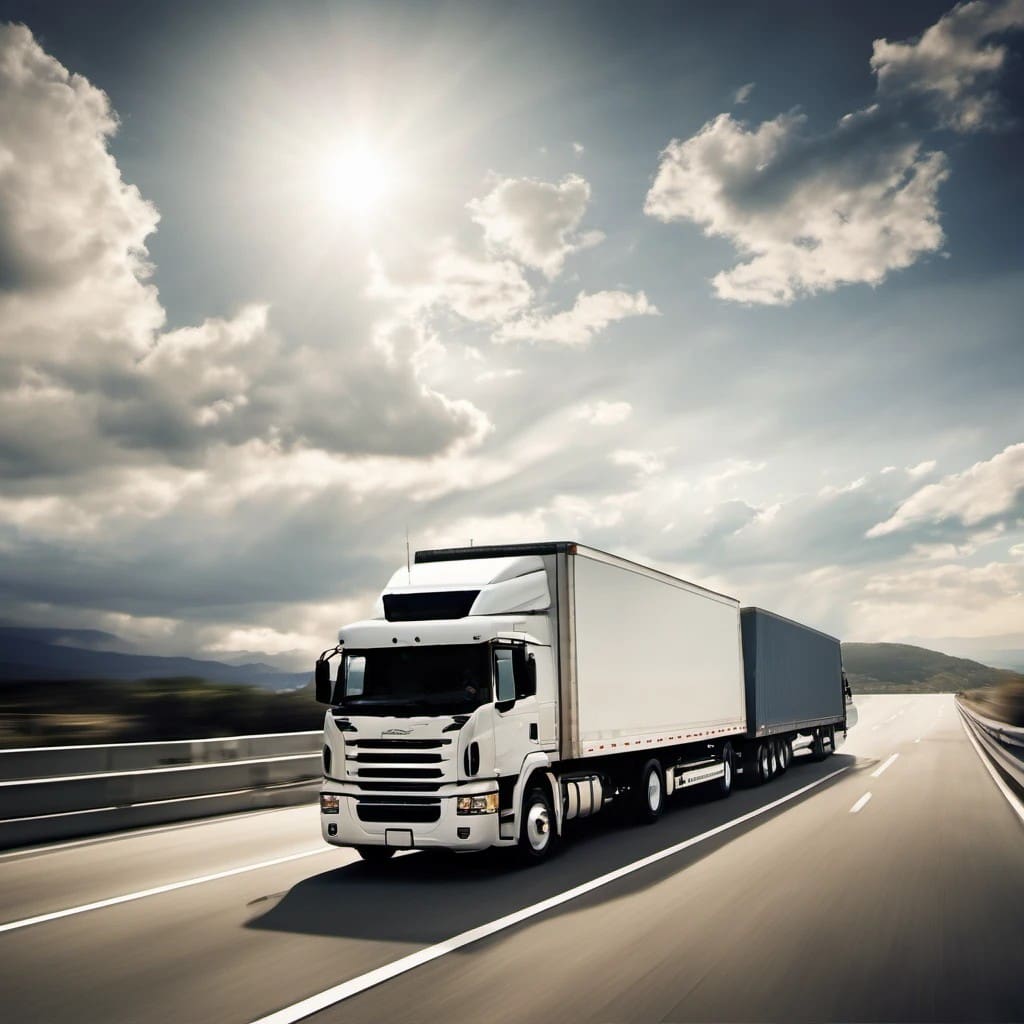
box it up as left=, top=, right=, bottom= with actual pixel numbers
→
left=405, top=528, right=411, bottom=580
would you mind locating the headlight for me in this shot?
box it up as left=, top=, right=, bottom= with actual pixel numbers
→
left=457, top=792, right=499, bottom=815
left=320, top=793, right=340, bottom=814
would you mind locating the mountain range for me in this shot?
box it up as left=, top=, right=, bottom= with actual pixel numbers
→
left=2, top=626, right=1022, bottom=695
left=0, top=627, right=309, bottom=690
left=841, top=642, right=1024, bottom=694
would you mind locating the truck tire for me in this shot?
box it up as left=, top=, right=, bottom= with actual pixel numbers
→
left=635, top=759, right=665, bottom=823
left=714, top=743, right=734, bottom=799
left=356, top=846, right=396, bottom=863
left=518, top=785, right=557, bottom=864
left=757, top=741, right=772, bottom=784
left=811, top=726, right=835, bottom=760
left=778, top=738, right=791, bottom=773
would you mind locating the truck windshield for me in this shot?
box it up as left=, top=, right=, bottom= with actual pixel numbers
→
left=338, top=644, right=491, bottom=716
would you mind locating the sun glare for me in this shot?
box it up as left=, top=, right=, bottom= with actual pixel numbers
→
left=317, top=142, right=397, bottom=218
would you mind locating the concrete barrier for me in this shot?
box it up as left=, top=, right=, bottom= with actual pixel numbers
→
left=0, top=732, right=323, bottom=850
left=0, top=731, right=322, bottom=781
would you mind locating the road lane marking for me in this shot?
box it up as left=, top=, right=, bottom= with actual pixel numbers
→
left=958, top=710, right=1024, bottom=825
left=849, top=793, right=872, bottom=814
left=871, top=754, right=899, bottom=778
left=0, top=848, right=333, bottom=934
left=250, top=766, right=850, bottom=1024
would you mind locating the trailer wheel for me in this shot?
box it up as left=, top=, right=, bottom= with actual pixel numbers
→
left=757, top=741, right=772, bottom=783
left=518, top=786, right=557, bottom=864
left=715, top=743, right=734, bottom=799
left=355, top=846, right=396, bottom=863
left=811, top=726, right=835, bottom=761
left=778, top=738, right=791, bottom=773
left=635, top=759, right=665, bottom=823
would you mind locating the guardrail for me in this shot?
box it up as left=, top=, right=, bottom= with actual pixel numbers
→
left=957, top=699, right=1024, bottom=796
left=0, top=731, right=323, bottom=850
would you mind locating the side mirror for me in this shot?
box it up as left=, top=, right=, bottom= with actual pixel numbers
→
left=495, top=698, right=516, bottom=714
left=315, top=659, right=333, bottom=705
left=525, top=653, right=537, bottom=696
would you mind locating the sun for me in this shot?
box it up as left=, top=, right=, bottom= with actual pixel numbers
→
left=316, top=142, right=398, bottom=218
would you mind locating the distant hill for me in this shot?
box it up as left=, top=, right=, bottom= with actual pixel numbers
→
left=842, top=642, right=1024, bottom=693
left=0, top=627, right=309, bottom=690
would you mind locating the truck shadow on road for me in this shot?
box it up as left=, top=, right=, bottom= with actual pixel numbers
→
left=247, top=754, right=854, bottom=945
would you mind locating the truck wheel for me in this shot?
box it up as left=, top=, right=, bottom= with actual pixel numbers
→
left=757, top=742, right=772, bottom=784
left=769, top=742, right=779, bottom=777
left=518, top=786, right=557, bottom=863
left=714, top=743, right=734, bottom=799
left=778, top=738, right=791, bottom=773
left=811, top=726, right=835, bottom=760
left=356, top=846, right=396, bottom=863
left=636, top=759, right=665, bottom=823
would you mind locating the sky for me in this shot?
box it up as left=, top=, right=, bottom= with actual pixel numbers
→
left=0, top=0, right=1022, bottom=668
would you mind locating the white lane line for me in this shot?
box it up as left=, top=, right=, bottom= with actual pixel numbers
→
left=0, top=848, right=333, bottom=934
left=250, top=766, right=850, bottom=1024
left=871, top=753, right=899, bottom=778
left=958, top=711, right=1024, bottom=826
left=849, top=793, right=872, bottom=814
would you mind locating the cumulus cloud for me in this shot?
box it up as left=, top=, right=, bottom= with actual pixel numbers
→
left=906, top=459, right=938, bottom=477
left=867, top=442, right=1024, bottom=536
left=468, top=173, right=604, bottom=278
left=572, top=400, right=633, bottom=426
left=495, top=289, right=658, bottom=346
left=645, top=0, right=1023, bottom=304
left=871, top=0, right=1024, bottom=131
left=611, top=449, right=666, bottom=476
left=853, top=559, right=1024, bottom=639
left=369, top=243, right=532, bottom=324
left=0, top=24, right=163, bottom=367
left=734, top=82, right=755, bottom=104
left=645, top=110, right=949, bottom=304
left=0, top=25, right=487, bottom=484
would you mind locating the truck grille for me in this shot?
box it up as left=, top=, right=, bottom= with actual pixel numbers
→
left=355, top=794, right=442, bottom=824
left=347, top=737, right=453, bottom=788
left=348, top=739, right=451, bottom=749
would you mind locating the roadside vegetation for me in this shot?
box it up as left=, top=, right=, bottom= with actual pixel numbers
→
left=960, top=680, right=1024, bottom=727
left=0, top=677, right=322, bottom=748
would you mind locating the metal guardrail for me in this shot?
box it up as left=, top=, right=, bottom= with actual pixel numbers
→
left=957, top=699, right=1024, bottom=794
left=0, top=731, right=323, bottom=850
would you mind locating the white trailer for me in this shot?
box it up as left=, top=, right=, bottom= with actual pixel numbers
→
left=315, top=542, right=843, bottom=862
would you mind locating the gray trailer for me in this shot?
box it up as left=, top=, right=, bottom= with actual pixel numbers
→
left=738, top=607, right=847, bottom=779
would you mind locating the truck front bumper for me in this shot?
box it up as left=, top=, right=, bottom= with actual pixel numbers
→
left=319, top=782, right=507, bottom=852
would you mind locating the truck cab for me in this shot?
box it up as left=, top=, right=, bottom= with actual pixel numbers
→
left=317, top=554, right=560, bottom=859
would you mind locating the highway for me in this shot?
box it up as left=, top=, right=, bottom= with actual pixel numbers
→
left=1, top=694, right=1021, bottom=1023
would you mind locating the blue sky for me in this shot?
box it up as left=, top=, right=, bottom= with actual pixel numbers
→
left=0, top=0, right=1022, bottom=666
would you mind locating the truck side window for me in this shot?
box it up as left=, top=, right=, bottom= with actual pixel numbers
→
left=494, top=648, right=516, bottom=702
left=345, top=655, right=366, bottom=697
left=514, top=647, right=536, bottom=700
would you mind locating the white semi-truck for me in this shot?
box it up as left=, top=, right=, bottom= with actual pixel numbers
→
left=315, top=542, right=853, bottom=862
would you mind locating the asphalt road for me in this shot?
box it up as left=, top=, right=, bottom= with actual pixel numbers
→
left=1, top=694, right=1022, bottom=1023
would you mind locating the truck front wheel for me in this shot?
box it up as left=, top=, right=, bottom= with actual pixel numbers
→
left=518, top=785, right=557, bottom=864
left=355, top=846, right=396, bottom=863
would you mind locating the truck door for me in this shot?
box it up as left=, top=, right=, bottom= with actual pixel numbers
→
left=491, top=642, right=541, bottom=778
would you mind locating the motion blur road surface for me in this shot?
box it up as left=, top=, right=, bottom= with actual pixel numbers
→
left=1, top=695, right=1022, bottom=1023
